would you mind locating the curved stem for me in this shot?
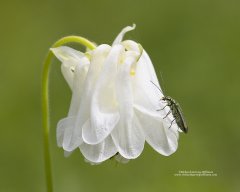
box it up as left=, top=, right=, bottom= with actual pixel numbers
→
left=42, top=36, right=96, bottom=192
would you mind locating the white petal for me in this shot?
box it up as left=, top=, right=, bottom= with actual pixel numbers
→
left=111, top=55, right=145, bottom=159
left=134, top=105, right=179, bottom=156
left=60, top=45, right=111, bottom=151
left=122, top=40, right=161, bottom=91
left=128, top=41, right=180, bottom=133
left=122, top=40, right=163, bottom=116
left=56, top=118, right=65, bottom=147
left=68, top=61, right=89, bottom=116
left=79, top=136, right=117, bottom=163
left=51, top=46, right=87, bottom=89
left=82, top=115, right=119, bottom=145
left=60, top=64, right=74, bottom=89
left=121, top=40, right=139, bottom=52
left=64, top=151, right=73, bottom=157
left=84, top=159, right=101, bottom=165
left=82, top=45, right=124, bottom=145
left=126, top=40, right=179, bottom=154
left=57, top=116, right=83, bottom=152
left=62, top=56, right=89, bottom=91
left=114, top=154, right=130, bottom=164
left=56, top=55, right=90, bottom=152
left=112, top=24, right=136, bottom=45
left=51, top=46, right=84, bottom=63
left=112, top=114, right=144, bottom=159
left=133, top=55, right=163, bottom=114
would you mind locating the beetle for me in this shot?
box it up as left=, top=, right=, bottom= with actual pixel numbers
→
left=151, top=81, right=188, bottom=133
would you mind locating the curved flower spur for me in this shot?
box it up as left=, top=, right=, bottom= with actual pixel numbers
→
left=51, top=24, right=183, bottom=164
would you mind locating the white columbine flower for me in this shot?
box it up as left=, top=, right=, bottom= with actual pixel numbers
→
left=51, top=24, right=179, bottom=164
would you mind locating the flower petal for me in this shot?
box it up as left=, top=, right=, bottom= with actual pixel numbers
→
left=134, top=105, right=179, bottom=156
left=122, top=40, right=161, bottom=87
left=51, top=46, right=85, bottom=63
left=82, top=45, right=124, bottom=145
left=84, top=159, right=101, bottom=165
left=68, top=60, right=89, bottom=116
left=129, top=41, right=180, bottom=132
left=57, top=116, right=83, bottom=151
left=114, top=154, right=130, bottom=164
left=56, top=56, right=90, bottom=152
left=51, top=46, right=86, bottom=89
left=122, top=40, right=164, bottom=115
left=112, top=24, right=136, bottom=45
left=111, top=53, right=145, bottom=159
left=121, top=40, right=139, bottom=52
left=112, top=114, right=145, bottom=159
left=79, top=135, right=117, bottom=163
left=128, top=41, right=179, bottom=155
left=64, top=151, right=73, bottom=157
left=60, top=45, right=111, bottom=151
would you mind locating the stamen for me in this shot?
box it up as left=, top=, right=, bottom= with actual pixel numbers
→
left=129, top=44, right=143, bottom=76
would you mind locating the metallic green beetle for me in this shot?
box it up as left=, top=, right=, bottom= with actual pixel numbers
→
left=151, top=81, right=188, bottom=134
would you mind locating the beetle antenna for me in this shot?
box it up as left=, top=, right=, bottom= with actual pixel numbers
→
left=150, top=80, right=163, bottom=94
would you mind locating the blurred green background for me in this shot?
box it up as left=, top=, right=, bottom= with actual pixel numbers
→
left=1, top=0, right=240, bottom=191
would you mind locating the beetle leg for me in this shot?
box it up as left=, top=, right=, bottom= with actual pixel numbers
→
left=156, top=104, right=168, bottom=111
left=168, top=119, right=176, bottom=129
left=163, top=110, right=171, bottom=119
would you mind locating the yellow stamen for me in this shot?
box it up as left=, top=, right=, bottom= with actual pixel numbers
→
left=129, top=44, right=143, bottom=76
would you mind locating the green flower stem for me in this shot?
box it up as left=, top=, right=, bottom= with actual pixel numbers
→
left=42, top=36, right=96, bottom=192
